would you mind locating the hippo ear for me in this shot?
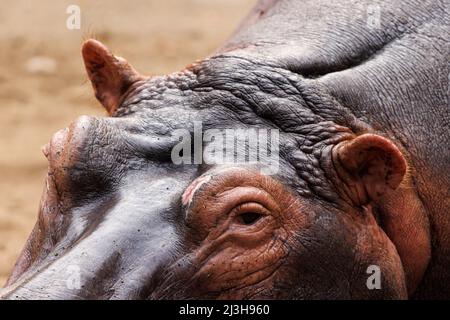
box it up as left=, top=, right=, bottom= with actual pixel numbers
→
left=82, top=39, right=144, bottom=114
left=333, top=134, right=407, bottom=205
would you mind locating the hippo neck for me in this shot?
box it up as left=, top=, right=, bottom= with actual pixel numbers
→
left=218, top=0, right=443, bottom=78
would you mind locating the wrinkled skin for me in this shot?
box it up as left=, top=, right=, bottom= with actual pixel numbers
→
left=1, top=0, right=448, bottom=299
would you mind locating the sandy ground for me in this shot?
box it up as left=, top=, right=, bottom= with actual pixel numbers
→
left=0, top=0, right=256, bottom=286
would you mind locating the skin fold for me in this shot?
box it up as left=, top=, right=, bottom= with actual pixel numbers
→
left=0, top=0, right=448, bottom=299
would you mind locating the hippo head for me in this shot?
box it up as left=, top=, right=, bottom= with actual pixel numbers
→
left=1, top=39, right=424, bottom=300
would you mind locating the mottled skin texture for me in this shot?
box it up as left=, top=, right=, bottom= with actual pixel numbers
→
left=1, top=0, right=448, bottom=299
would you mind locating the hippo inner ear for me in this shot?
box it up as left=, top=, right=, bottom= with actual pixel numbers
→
left=333, top=133, right=407, bottom=205
left=82, top=39, right=144, bottom=114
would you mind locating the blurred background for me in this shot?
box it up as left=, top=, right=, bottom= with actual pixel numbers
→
left=0, top=0, right=256, bottom=286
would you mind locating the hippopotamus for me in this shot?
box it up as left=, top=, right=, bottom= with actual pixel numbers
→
left=1, top=0, right=448, bottom=299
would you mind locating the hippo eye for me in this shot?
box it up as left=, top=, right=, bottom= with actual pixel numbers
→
left=238, top=212, right=263, bottom=225
left=232, top=202, right=269, bottom=226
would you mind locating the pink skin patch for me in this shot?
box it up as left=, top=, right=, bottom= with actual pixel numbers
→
left=182, top=174, right=212, bottom=207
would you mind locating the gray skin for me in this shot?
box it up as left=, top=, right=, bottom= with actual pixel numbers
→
left=1, top=0, right=448, bottom=299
